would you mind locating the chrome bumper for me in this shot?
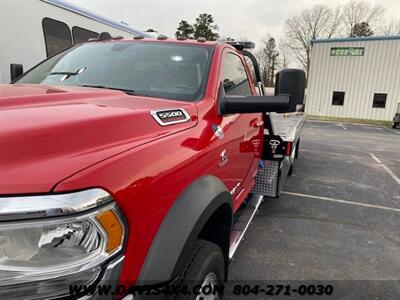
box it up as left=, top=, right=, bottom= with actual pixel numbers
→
left=79, top=255, right=125, bottom=300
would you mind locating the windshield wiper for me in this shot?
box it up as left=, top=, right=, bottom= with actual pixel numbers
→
left=80, top=84, right=136, bottom=95
left=49, top=67, right=87, bottom=80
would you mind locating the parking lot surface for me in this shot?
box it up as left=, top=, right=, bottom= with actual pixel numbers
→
left=229, top=121, right=400, bottom=298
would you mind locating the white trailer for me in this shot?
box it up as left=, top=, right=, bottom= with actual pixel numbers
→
left=0, top=0, right=149, bottom=83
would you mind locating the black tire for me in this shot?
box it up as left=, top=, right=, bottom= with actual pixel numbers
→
left=176, top=239, right=224, bottom=300
left=393, top=123, right=399, bottom=129
left=288, top=164, right=294, bottom=176
left=288, top=140, right=299, bottom=176
left=295, top=139, right=300, bottom=159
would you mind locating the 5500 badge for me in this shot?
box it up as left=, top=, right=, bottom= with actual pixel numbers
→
left=150, top=108, right=190, bottom=126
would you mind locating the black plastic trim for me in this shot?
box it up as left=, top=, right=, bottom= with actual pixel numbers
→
left=242, top=50, right=262, bottom=83
left=220, top=95, right=290, bottom=115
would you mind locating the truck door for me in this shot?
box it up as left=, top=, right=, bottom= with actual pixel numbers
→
left=217, top=50, right=263, bottom=210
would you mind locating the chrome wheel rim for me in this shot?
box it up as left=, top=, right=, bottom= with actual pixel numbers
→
left=195, top=272, right=220, bottom=300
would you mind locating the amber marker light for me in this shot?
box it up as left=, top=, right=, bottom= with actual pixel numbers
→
left=96, top=210, right=124, bottom=253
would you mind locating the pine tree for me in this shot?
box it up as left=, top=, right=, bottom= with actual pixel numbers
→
left=263, top=37, right=279, bottom=87
left=193, top=14, right=219, bottom=41
left=175, top=20, right=194, bottom=39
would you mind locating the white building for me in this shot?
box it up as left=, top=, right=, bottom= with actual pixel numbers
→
left=0, top=0, right=149, bottom=83
left=306, top=36, right=400, bottom=122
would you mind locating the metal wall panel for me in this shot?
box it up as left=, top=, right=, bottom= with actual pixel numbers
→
left=306, top=38, right=400, bottom=121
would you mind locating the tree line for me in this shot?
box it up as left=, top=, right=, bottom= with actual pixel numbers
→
left=173, top=0, right=399, bottom=85
left=281, top=0, right=395, bottom=79
left=176, top=13, right=219, bottom=41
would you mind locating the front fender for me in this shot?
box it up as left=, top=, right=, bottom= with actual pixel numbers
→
left=137, top=175, right=232, bottom=284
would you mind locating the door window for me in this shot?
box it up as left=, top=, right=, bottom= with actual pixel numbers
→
left=221, top=53, right=251, bottom=96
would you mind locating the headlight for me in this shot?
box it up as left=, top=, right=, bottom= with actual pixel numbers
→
left=0, top=189, right=127, bottom=300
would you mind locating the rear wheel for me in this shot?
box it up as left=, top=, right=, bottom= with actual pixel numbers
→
left=288, top=140, right=299, bottom=176
left=295, top=139, right=300, bottom=159
left=177, top=239, right=224, bottom=300
left=393, top=123, right=399, bottom=129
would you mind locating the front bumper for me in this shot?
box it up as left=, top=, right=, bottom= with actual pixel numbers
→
left=77, top=255, right=125, bottom=300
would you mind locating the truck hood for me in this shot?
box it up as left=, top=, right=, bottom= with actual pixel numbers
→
left=0, top=84, right=198, bottom=194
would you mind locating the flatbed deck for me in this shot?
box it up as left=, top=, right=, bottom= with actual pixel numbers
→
left=269, top=112, right=304, bottom=142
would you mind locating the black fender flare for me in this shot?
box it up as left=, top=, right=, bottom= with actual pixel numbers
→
left=137, top=175, right=232, bottom=284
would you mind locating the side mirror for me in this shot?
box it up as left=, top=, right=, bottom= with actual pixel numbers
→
left=275, top=69, right=305, bottom=112
left=10, top=63, right=24, bottom=82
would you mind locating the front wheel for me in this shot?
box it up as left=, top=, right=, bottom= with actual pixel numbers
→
left=177, top=239, right=225, bottom=300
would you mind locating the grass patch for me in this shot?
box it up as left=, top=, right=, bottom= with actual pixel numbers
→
left=305, top=115, right=392, bottom=126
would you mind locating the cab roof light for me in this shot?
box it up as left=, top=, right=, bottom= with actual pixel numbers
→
left=226, top=41, right=256, bottom=50
left=197, top=37, right=207, bottom=43
left=157, top=34, right=168, bottom=40
left=98, top=32, right=113, bottom=41
left=176, top=36, right=187, bottom=41
left=134, top=35, right=145, bottom=40
left=89, top=32, right=125, bottom=42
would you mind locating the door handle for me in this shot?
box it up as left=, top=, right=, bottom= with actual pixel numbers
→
left=255, top=120, right=264, bottom=127
left=250, top=118, right=263, bottom=128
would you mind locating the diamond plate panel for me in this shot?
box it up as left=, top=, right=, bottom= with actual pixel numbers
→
left=252, top=160, right=279, bottom=197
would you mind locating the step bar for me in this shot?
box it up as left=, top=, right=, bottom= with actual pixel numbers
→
left=229, top=194, right=263, bottom=259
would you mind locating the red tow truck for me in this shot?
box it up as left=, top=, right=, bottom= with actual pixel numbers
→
left=1, top=34, right=304, bottom=299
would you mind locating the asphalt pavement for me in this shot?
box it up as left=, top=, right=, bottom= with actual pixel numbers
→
left=228, top=121, right=400, bottom=299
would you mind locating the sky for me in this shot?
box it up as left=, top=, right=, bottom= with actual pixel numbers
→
left=69, top=0, right=400, bottom=49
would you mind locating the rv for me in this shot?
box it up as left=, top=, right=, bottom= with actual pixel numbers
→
left=0, top=0, right=148, bottom=83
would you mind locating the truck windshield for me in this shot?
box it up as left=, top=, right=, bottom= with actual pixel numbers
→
left=16, top=42, right=213, bottom=101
